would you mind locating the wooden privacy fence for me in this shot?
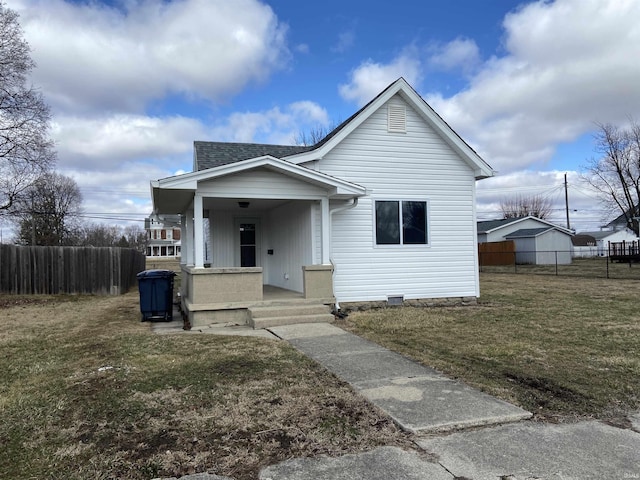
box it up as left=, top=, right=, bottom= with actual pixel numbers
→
left=0, top=245, right=146, bottom=295
left=478, top=240, right=516, bottom=266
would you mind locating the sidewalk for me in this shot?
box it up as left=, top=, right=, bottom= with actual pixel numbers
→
left=262, top=323, right=640, bottom=480
left=269, top=323, right=531, bottom=434
left=151, top=320, right=640, bottom=480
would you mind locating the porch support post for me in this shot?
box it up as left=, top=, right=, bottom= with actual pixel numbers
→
left=321, top=197, right=330, bottom=264
left=180, top=214, right=187, bottom=266
left=184, top=210, right=194, bottom=266
left=193, top=193, right=205, bottom=268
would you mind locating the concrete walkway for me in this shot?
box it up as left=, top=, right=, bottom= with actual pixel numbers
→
left=263, top=323, right=640, bottom=480
left=269, top=323, right=531, bottom=434
left=151, top=320, right=640, bottom=480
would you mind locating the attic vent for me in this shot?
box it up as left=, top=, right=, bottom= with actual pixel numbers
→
left=388, top=104, right=406, bottom=133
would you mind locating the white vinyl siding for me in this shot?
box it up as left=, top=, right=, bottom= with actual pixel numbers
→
left=265, top=202, right=312, bottom=292
left=199, top=167, right=328, bottom=198
left=320, top=94, right=479, bottom=302
left=208, top=210, right=236, bottom=267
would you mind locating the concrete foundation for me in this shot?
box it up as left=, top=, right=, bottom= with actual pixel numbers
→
left=340, top=296, right=478, bottom=312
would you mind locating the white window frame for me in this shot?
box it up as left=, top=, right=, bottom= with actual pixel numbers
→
left=373, top=198, right=430, bottom=248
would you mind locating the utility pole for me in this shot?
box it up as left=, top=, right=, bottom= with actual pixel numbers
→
left=564, top=173, right=571, bottom=230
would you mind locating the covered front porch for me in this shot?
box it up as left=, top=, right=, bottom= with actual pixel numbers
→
left=180, top=263, right=335, bottom=327
left=151, top=156, right=366, bottom=327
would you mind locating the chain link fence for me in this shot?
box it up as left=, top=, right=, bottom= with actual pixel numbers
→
left=479, top=251, right=640, bottom=280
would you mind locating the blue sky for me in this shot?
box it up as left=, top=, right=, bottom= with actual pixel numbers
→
left=6, top=0, right=640, bottom=234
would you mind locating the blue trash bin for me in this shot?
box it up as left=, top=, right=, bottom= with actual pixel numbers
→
left=137, top=269, right=176, bottom=321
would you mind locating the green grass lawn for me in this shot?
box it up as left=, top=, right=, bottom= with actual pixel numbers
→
left=0, top=294, right=411, bottom=480
left=342, top=273, right=640, bottom=424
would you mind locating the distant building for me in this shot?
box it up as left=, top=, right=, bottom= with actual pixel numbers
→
left=145, top=216, right=181, bottom=258
left=572, top=229, right=637, bottom=257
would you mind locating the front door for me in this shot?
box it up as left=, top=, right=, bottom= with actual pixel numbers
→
left=235, top=218, right=261, bottom=267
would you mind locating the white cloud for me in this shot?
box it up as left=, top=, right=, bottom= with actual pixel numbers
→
left=338, top=0, right=640, bottom=176
left=295, top=43, right=310, bottom=54
left=15, top=0, right=290, bottom=114
left=339, top=47, right=423, bottom=106
left=477, top=169, right=605, bottom=231
left=332, top=30, right=355, bottom=53
left=427, top=0, right=640, bottom=173
left=52, top=114, right=206, bottom=170
left=208, top=101, right=329, bottom=144
left=428, top=37, right=481, bottom=73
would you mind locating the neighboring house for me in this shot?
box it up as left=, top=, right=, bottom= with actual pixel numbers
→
left=145, top=215, right=181, bottom=258
left=150, top=78, right=495, bottom=326
left=477, top=216, right=574, bottom=265
left=572, top=229, right=637, bottom=257
left=604, top=208, right=640, bottom=233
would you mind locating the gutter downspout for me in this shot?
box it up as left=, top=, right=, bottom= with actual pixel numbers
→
left=329, top=197, right=359, bottom=311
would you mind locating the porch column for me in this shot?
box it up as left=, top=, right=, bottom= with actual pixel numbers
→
left=184, top=210, right=194, bottom=266
left=193, top=193, right=205, bottom=268
left=321, top=197, right=330, bottom=264
left=179, top=215, right=187, bottom=266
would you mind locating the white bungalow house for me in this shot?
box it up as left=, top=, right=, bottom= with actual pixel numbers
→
left=150, top=78, right=495, bottom=327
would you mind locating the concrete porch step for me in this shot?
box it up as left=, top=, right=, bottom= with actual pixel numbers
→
left=249, top=304, right=334, bottom=329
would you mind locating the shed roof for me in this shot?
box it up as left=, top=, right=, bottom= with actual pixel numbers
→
left=477, top=217, right=528, bottom=233
left=504, top=227, right=555, bottom=239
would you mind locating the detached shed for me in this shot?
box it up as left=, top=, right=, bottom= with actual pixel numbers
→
left=504, top=227, right=573, bottom=265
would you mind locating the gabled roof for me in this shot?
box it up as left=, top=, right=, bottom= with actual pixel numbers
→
left=151, top=155, right=367, bottom=214
left=504, top=227, right=556, bottom=239
left=286, top=78, right=495, bottom=180
left=192, top=78, right=495, bottom=180
left=477, top=216, right=573, bottom=236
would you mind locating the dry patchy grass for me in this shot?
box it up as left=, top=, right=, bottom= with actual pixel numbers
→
left=0, top=293, right=412, bottom=480
left=342, top=273, right=640, bottom=423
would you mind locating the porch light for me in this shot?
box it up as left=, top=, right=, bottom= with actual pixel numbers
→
left=238, top=201, right=250, bottom=208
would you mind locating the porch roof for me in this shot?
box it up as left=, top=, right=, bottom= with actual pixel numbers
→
left=151, top=155, right=367, bottom=214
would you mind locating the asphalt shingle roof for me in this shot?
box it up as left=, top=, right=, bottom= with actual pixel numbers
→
left=477, top=217, right=528, bottom=233
left=576, top=230, right=617, bottom=240
left=504, top=227, right=554, bottom=238
left=194, top=142, right=314, bottom=171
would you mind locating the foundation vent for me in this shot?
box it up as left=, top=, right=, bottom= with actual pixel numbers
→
left=387, top=295, right=404, bottom=306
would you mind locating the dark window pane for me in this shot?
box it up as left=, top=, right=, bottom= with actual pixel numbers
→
left=241, top=246, right=256, bottom=267
left=402, top=201, right=427, bottom=244
left=376, top=201, right=400, bottom=244
left=240, top=224, right=255, bottom=245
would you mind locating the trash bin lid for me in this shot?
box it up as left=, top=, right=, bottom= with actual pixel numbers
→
left=136, top=269, right=176, bottom=279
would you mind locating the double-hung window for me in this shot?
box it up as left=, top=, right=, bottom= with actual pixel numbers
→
left=375, top=200, right=428, bottom=245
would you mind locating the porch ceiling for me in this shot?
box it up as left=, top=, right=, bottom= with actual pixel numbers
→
left=203, top=197, right=292, bottom=213
left=152, top=187, right=194, bottom=215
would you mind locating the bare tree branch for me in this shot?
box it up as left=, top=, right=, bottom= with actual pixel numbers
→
left=0, top=3, right=55, bottom=211
left=500, top=193, right=553, bottom=220
left=581, top=120, right=640, bottom=235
